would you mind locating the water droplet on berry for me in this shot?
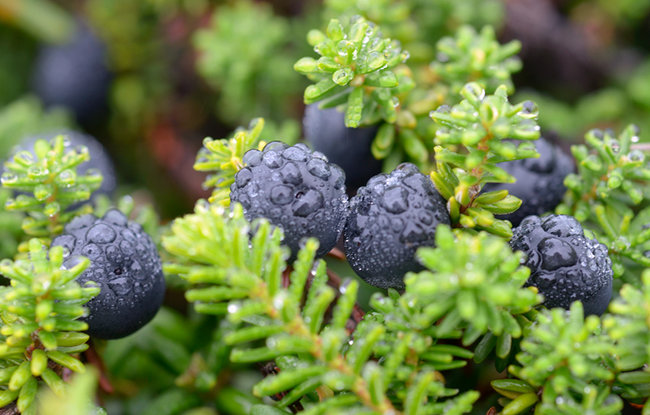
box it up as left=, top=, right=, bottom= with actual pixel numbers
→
left=235, top=168, right=253, bottom=187
left=88, top=224, right=117, bottom=244
left=381, top=187, right=409, bottom=214
left=242, top=150, right=262, bottom=167
left=292, top=189, right=324, bottom=217
left=262, top=151, right=283, bottom=168
left=280, top=162, right=302, bottom=185
left=283, top=146, right=308, bottom=161
left=307, top=158, right=331, bottom=179
left=270, top=185, right=293, bottom=205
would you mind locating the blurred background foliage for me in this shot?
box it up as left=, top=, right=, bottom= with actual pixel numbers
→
left=1, top=0, right=650, bottom=219
left=3, top=1, right=650, bottom=412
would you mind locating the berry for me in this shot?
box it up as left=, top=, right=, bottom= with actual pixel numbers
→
left=483, top=136, right=573, bottom=226
left=344, top=163, right=450, bottom=289
left=51, top=209, right=165, bottom=339
left=303, top=105, right=382, bottom=189
left=21, top=131, right=117, bottom=198
left=509, top=214, right=612, bottom=316
left=230, top=142, right=348, bottom=259
left=31, top=21, right=111, bottom=123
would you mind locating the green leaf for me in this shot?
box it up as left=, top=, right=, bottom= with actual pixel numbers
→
left=501, top=392, right=538, bottom=415
left=253, top=366, right=327, bottom=397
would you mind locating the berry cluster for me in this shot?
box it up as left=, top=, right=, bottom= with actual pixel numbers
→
left=231, top=134, right=613, bottom=315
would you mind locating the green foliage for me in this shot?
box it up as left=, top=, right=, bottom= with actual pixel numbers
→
left=1, top=135, right=101, bottom=238
left=517, top=57, right=650, bottom=140
left=0, top=96, right=73, bottom=159
left=556, top=125, right=650, bottom=278
left=0, top=25, right=37, bottom=107
left=602, top=271, right=650, bottom=412
left=497, top=302, right=621, bottom=415
left=322, top=0, right=416, bottom=51
left=99, top=308, right=236, bottom=414
left=595, top=0, right=650, bottom=23
left=430, top=83, right=540, bottom=237
left=194, top=0, right=304, bottom=124
left=295, top=15, right=411, bottom=127
left=162, top=197, right=559, bottom=413
left=604, top=271, right=650, bottom=371
left=431, top=26, right=522, bottom=96
left=0, top=239, right=98, bottom=414
left=401, top=226, right=540, bottom=347
left=0, top=188, right=23, bottom=259
left=296, top=9, right=524, bottom=172
left=323, top=0, right=506, bottom=64
left=410, top=0, right=505, bottom=44
left=194, top=118, right=265, bottom=207
left=163, top=202, right=485, bottom=413
left=38, top=369, right=106, bottom=415
left=0, top=0, right=73, bottom=43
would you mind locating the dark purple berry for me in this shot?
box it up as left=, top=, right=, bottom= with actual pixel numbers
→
left=230, top=142, right=348, bottom=259
left=510, top=214, right=612, bottom=315
left=484, top=136, right=573, bottom=226
left=52, top=209, right=165, bottom=339
left=31, top=21, right=111, bottom=123
left=344, top=163, right=450, bottom=289
left=303, top=105, right=381, bottom=189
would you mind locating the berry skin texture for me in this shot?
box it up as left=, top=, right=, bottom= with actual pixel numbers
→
left=51, top=209, right=165, bottom=339
left=344, top=163, right=450, bottom=289
left=303, top=105, right=382, bottom=189
left=21, top=131, right=117, bottom=197
left=509, top=214, right=612, bottom=316
left=31, top=21, right=111, bottom=123
left=230, top=142, right=348, bottom=259
left=484, top=136, right=574, bottom=226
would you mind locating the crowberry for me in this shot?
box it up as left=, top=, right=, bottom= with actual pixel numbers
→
left=31, top=21, right=111, bottom=123
left=303, top=105, right=381, bottom=189
left=230, top=142, right=348, bottom=259
left=484, top=136, right=573, bottom=226
left=344, top=163, right=450, bottom=289
left=509, top=214, right=612, bottom=315
left=52, top=209, right=165, bottom=339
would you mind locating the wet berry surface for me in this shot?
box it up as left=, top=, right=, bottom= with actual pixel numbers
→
left=52, top=209, right=165, bottom=339
left=484, top=136, right=573, bottom=226
left=510, top=214, right=613, bottom=315
left=344, top=163, right=450, bottom=289
left=230, top=142, right=349, bottom=259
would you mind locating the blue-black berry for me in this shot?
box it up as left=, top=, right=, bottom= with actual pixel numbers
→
left=344, top=163, right=450, bottom=289
left=230, top=142, right=348, bottom=259
left=21, top=131, right=117, bottom=198
left=52, top=209, right=165, bottom=339
left=484, top=136, right=573, bottom=226
left=509, top=214, right=612, bottom=316
left=31, top=21, right=111, bottom=123
left=303, top=105, right=381, bottom=189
